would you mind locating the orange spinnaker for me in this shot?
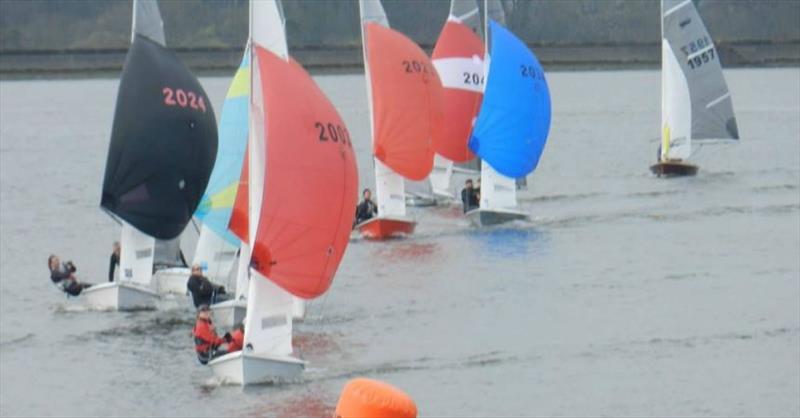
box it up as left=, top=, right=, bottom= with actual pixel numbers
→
left=431, top=21, right=485, bottom=162
left=366, top=23, right=442, bottom=181
left=250, top=46, right=358, bottom=299
left=228, top=145, right=248, bottom=242
left=335, top=378, right=417, bottom=418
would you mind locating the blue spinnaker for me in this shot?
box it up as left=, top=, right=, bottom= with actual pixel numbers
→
left=468, top=20, right=551, bottom=179
left=194, top=46, right=250, bottom=245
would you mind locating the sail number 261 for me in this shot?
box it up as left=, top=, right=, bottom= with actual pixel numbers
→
left=162, top=87, right=207, bottom=113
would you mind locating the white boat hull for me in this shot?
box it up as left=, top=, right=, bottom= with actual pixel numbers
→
left=152, top=267, right=190, bottom=296
left=208, top=350, right=306, bottom=385
left=80, top=282, right=159, bottom=311
left=466, top=208, right=530, bottom=227
left=209, top=299, right=247, bottom=329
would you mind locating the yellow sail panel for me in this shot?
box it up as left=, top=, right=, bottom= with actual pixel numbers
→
left=226, top=68, right=251, bottom=99
left=208, top=181, right=240, bottom=210
left=661, top=123, right=671, bottom=162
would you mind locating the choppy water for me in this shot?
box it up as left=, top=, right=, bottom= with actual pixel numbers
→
left=1, top=68, right=799, bottom=417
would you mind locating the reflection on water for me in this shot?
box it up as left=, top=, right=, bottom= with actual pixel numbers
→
left=244, top=389, right=334, bottom=418
left=467, top=226, right=549, bottom=258
left=370, top=242, right=439, bottom=263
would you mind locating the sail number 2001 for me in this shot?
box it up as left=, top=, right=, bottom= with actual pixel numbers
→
left=162, top=87, right=207, bottom=113
left=315, top=122, right=351, bottom=146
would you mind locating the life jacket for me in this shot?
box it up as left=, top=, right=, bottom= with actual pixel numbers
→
left=192, top=317, right=224, bottom=355
left=228, top=329, right=245, bottom=352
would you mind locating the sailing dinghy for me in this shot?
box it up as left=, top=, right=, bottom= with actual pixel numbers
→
left=83, top=0, right=217, bottom=310
left=355, top=0, right=444, bottom=239
left=181, top=47, right=251, bottom=324
left=466, top=6, right=551, bottom=227
left=651, top=0, right=739, bottom=177
left=429, top=0, right=485, bottom=201
left=208, top=0, right=358, bottom=385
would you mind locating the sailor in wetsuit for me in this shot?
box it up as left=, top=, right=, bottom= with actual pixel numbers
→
left=186, top=264, right=226, bottom=308
left=47, top=255, right=92, bottom=296
left=108, top=241, right=120, bottom=282
left=461, top=179, right=480, bottom=213
left=354, top=188, right=378, bottom=226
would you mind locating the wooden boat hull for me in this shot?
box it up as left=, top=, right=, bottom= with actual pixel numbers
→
left=466, top=208, right=530, bottom=227
left=356, top=217, right=416, bottom=240
left=650, top=161, right=698, bottom=177
left=208, top=350, right=306, bottom=385
left=81, top=282, right=159, bottom=311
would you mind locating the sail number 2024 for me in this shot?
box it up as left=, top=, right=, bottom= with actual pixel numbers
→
left=162, top=87, right=207, bottom=113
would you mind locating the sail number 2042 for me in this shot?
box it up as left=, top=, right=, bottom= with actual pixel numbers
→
left=162, top=87, right=207, bottom=113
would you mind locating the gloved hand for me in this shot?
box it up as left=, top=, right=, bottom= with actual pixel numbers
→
left=224, top=332, right=232, bottom=343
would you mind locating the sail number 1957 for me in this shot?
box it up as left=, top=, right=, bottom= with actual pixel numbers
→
left=162, top=87, right=207, bottom=113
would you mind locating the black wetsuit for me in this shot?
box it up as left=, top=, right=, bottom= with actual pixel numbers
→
left=461, top=188, right=479, bottom=213
left=354, top=199, right=377, bottom=226
left=108, top=252, right=119, bottom=282
left=50, top=264, right=89, bottom=296
left=187, top=274, right=223, bottom=308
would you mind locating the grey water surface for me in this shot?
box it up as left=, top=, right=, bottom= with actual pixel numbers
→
left=1, top=69, right=798, bottom=417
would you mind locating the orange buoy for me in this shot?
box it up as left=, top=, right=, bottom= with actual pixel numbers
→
left=334, top=378, right=417, bottom=418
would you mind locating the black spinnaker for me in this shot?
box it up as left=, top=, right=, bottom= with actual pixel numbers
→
left=101, top=34, right=218, bottom=240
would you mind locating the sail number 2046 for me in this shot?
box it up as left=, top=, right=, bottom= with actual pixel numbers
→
left=162, top=87, right=207, bottom=113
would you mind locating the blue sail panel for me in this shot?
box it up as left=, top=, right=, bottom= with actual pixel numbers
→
left=468, top=20, right=551, bottom=179
left=194, top=47, right=250, bottom=245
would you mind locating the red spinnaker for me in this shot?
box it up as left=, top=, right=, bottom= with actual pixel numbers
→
left=431, top=21, right=485, bottom=163
left=228, top=145, right=249, bottom=242
left=250, top=47, right=358, bottom=299
left=366, top=23, right=443, bottom=181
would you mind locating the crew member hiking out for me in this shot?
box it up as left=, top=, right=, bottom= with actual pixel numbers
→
left=47, top=255, right=92, bottom=296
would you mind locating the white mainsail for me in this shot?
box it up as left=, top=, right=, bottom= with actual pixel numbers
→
left=660, top=0, right=739, bottom=161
